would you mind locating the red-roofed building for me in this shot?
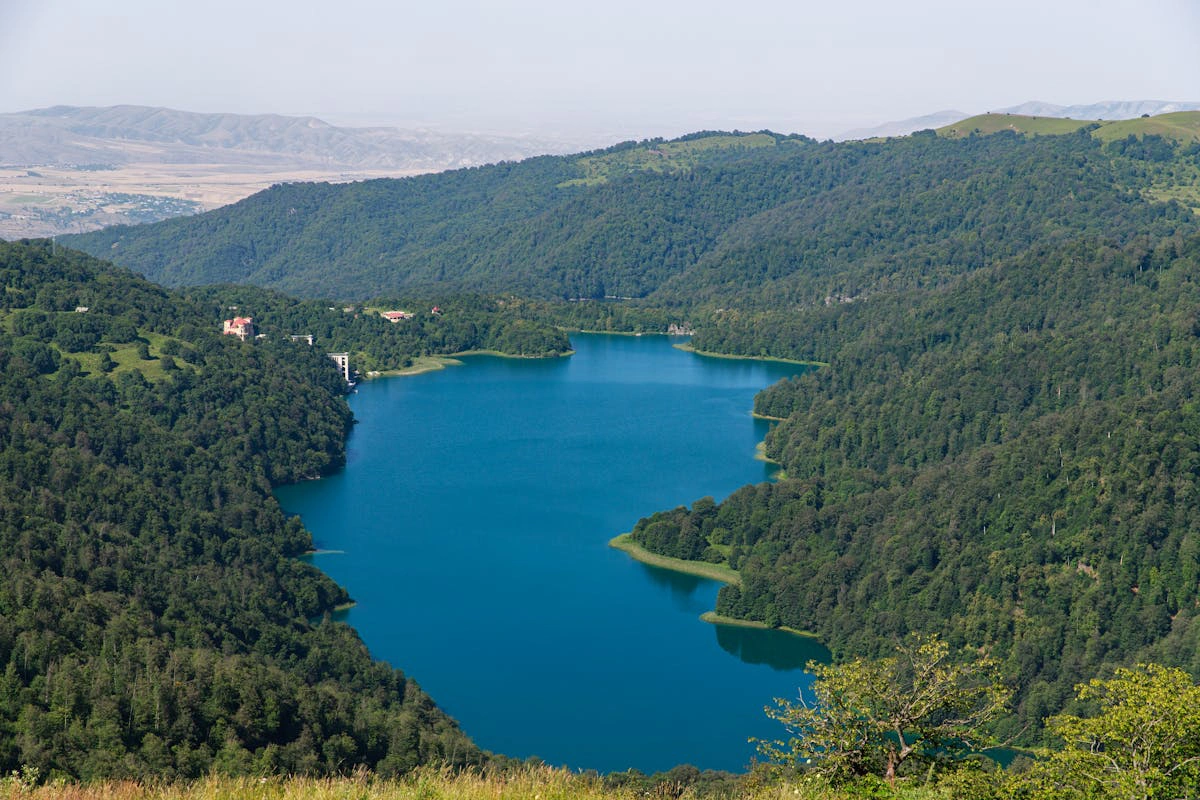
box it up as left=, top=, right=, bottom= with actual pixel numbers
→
left=222, top=316, right=255, bottom=340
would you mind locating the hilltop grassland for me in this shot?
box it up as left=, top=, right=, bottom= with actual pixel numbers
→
left=937, top=109, right=1200, bottom=213
left=937, top=110, right=1200, bottom=144
left=1089, top=110, right=1200, bottom=143
left=561, top=132, right=784, bottom=186
left=937, top=113, right=1090, bottom=138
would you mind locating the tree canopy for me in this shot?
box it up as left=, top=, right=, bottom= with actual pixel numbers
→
left=0, top=241, right=481, bottom=779
left=1022, top=664, right=1200, bottom=800
left=758, top=635, right=1008, bottom=788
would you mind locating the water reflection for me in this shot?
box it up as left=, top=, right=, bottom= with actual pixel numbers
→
left=635, top=562, right=832, bottom=673
left=636, top=563, right=714, bottom=613
left=714, top=622, right=831, bottom=672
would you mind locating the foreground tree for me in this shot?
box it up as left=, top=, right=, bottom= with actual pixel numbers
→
left=757, top=634, right=1009, bottom=788
left=1020, top=664, right=1200, bottom=800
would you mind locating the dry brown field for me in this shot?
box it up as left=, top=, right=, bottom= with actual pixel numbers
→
left=0, top=163, right=424, bottom=239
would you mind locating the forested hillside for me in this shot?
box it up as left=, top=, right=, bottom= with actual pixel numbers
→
left=0, top=241, right=480, bottom=779
left=181, top=285, right=571, bottom=373
left=64, top=134, right=796, bottom=299
left=64, top=119, right=1200, bottom=306
left=44, top=115, right=1200, bottom=766
left=631, top=230, right=1200, bottom=742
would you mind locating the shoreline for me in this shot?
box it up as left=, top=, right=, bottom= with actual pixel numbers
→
left=753, top=441, right=792, bottom=479
left=699, top=611, right=822, bottom=640
left=306, top=600, right=357, bottom=625
left=566, top=329, right=689, bottom=338
left=608, top=535, right=824, bottom=642
left=364, top=356, right=463, bottom=379
left=452, top=348, right=575, bottom=359
left=672, top=341, right=828, bottom=368
left=608, top=533, right=741, bottom=586
left=754, top=442, right=788, bottom=480
left=754, top=441, right=779, bottom=465
left=363, top=349, right=573, bottom=380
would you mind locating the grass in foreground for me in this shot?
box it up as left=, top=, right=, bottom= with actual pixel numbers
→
left=0, top=767, right=987, bottom=800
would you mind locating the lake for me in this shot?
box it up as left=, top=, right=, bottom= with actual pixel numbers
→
left=275, top=333, right=829, bottom=774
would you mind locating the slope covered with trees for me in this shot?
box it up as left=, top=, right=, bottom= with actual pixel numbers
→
left=64, top=122, right=1200, bottom=307
left=63, top=134, right=800, bottom=300
left=40, top=116, right=1200, bottom=773
left=0, top=241, right=480, bottom=779
left=631, top=230, right=1200, bottom=742
left=182, top=284, right=571, bottom=373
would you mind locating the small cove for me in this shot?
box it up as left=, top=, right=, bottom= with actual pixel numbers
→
left=276, top=333, right=829, bottom=773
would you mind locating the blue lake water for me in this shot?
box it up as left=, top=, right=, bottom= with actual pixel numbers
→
left=275, top=333, right=828, bottom=774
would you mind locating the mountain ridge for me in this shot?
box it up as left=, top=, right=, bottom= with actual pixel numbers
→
left=0, top=105, right=599, bottom=239
left=838, top=99, right=1200, bottom=140
left=2, top=104, right=582, bottom=170
left=61, top=120, right=1199, bottom=304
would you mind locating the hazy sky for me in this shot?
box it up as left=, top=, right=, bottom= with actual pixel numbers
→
left=2, top=0, right=1199, bottom=140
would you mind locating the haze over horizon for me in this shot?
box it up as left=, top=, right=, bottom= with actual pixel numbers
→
left=3, top=0, right=1199, bottom=142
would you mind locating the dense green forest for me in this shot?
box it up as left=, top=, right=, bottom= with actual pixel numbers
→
left=64, top=118, right=1200, bottom=307
left=0, top=241, right=482, bottom=779
left=631, top=230, right=1200, bottom=742
left=63, top=134, right=806, bottom=299
left=24, top=113, right=1200, bottom=784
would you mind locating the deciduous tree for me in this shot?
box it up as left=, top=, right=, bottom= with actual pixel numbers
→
left=758, top=634, right=1009, bottom=788
left=1023, top=664, right=1200, bottom=800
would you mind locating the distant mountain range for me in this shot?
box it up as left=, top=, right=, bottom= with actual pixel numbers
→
left=9, top=101, right=1200, bottom=169
left=996, top=99, right=1200, bottom=120
left=0, top=105, right=579, bottom=170
left=6, top=101, right=1200, bottom=240
left=839, top=99, right=1200, bottom=140
left=0, top=105, right=592, bottom=239
left=837, top=110, right=972, bottom=141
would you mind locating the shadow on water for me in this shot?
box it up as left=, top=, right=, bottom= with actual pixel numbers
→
left=634, top=562, right=833, bottom=673
left=714, top=623, right=831, bottom=672
left=636, top=562, right=716, bottom=613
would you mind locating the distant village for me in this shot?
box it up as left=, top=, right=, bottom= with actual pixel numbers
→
left=220, top=305, right=445, bottom=384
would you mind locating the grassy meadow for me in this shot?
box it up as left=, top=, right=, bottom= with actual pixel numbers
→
left=937, top=110, right=1200, bottom=144
left=560, top=133, right=782, bottom=187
